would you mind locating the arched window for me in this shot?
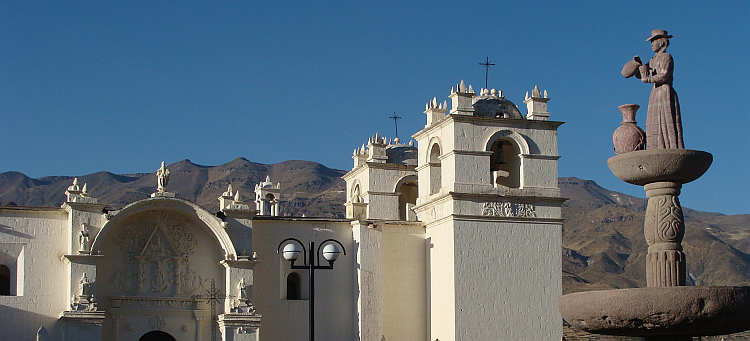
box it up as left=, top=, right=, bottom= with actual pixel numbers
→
left=351, top=184, right=361, bottom=203
left=397, top=180, right=418, bottom=221
left=287, top=272, right=301, bottom=300
left=429, top=143, right=442, bottom=194
left=0, top=265, right=9, bottom=296
left=265, top=193, right=275, bottom=215
left=490, top=138, right=521, bottom=188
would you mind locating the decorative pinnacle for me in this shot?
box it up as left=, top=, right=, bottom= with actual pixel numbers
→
left=544, top=89, right=548, bottom=98
left=459, top=80, right=467, bottom=92
left=532, top=85, right=542, bottom=98
left=82, top=183, right=89, bottom=194
left=468, top=84, right=474, bottom=93
left=234, top=190, right=242, bottom=202
left=525, top=91, right=530, bottom=100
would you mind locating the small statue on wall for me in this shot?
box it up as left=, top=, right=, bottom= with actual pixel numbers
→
left=156, top=161, right=170, bottom=193
left=80, top=273, right=91, bottom=297
left=79, top=223, right=90, bottom=254
left=622, top=30, right=684, bottom=149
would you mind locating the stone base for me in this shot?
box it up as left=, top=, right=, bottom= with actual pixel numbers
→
left=218, top=312, right=262, bottom=341
left=559, top=286, right=750, bottom=337
left=60, top=310, right=106, bottom=341
left=151, top=192, right=176, bottom=198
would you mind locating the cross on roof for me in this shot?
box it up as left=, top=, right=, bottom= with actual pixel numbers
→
left=479, top=57, right=495, bottom=90
left=389, top=112, right=402, bottom=140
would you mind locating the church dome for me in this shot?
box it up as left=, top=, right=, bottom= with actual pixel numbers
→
left=386, top=144, right=417, bottom=166
left=472, top=89, right=522, bottom=119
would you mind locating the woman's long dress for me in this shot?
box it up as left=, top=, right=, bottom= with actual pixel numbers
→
left=645, top=51, right=684, bottom=149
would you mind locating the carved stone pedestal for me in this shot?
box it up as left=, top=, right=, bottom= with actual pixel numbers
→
left=608, top=149, right=712, bottom=288
left=60, top=310, right=106, bottom=341
left=644, top=181, right=686, bottom=287
left=218, top=313, right=262, bottom=341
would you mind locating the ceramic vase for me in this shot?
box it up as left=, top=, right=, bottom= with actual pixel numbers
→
left=613, top=104, right=646, bottom=154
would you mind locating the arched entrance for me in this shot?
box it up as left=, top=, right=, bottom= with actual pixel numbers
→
left=139, top=330, right=176, bottom=341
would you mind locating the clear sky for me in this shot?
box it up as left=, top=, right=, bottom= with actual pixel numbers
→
left=2, top=1, right=748, bottom=215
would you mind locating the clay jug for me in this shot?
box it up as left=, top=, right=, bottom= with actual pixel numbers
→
left=613, top=104, right=646, bottom=154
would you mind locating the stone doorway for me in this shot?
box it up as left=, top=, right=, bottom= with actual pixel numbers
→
left=138, top=330, right=177, bottom=341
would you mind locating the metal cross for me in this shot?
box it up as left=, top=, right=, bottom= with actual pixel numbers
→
left=194, top=279, right=235, bottom=341
left=389, top=112, right=402, bottom=140
left=479, top=57, right=495, bottom=90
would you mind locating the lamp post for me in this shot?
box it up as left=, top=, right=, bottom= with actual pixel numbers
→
left=277, top=237, right=346, bottom=341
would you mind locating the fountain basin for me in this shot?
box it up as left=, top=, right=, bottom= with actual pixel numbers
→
left=607, top=149, right=712, bottom=186
left=559, top=286, right=750, bottom=337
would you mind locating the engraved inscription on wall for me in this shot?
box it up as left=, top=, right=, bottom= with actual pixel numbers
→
left=112, top=211, right=204, bottom=296
left=481, top=202, right=535, bottom=218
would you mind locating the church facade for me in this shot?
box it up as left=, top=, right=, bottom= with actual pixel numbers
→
left=0, top=82, right=563, bottom=341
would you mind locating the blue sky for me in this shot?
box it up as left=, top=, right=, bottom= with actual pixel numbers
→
left=2, top=1, right=748, bottom=215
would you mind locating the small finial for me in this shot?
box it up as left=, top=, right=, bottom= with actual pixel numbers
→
left=81, top=183, right=88, bottom=194
left=544, top=89, right=548, bottom=98
left=525, top=91, right=530, bottom=100
left=443, top=100, right=447, bottom=109
left=234, top=190, right=242, bottom=202
left=532, top=85, right=541, bottom=98
left=409, top=139, right=414, bottom=146
left=459, top=80, right=466, bottom=92
left=468, top=84, right=474, bottom=93
left=491, top=89, right=498, bottom=96
left=394, top=137, right=400, bottom=144
left=265, top=175, right=271, bottom=182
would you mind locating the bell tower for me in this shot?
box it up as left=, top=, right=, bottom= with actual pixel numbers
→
left=412, top=82, right=565, bottom=340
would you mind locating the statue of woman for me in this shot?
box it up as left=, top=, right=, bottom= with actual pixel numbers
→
left=638, top=30, right=684, bottom=149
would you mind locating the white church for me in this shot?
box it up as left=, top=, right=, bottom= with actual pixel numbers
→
left=0, top=81, right=563, bottom=341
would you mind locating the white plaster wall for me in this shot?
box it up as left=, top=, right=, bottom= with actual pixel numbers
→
left=381, top=223, right=428, bottom=341
left=452, top=219, right=562, bottom=340
left=425, top=220, right=455, bottom=341
left=352, top=221, right=383, bottom=341
left=251, top=219, right=358, bottom=341
left=0, top=208, right=69, bottom=340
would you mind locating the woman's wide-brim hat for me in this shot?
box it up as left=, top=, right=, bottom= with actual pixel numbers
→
left=647, top=29, right=673, bottom=41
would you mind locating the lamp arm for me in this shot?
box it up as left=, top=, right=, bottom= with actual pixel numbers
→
left=277, top=237, right=308, bottom=266
left=315, top=239, right=347, bottom=266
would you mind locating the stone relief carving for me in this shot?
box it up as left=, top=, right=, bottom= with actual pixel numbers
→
left=482, top=202, right=536, bottom=218
left=150, top=316, right=166, bottom=330
left=112, top=211, right=203, bottom=296
left=644, top=195, right=684, bottom=245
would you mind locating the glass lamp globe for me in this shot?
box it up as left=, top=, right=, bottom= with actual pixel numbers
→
left=322, top=244, right=341, bottom=262
left=282, top=243, right=301, bottom=261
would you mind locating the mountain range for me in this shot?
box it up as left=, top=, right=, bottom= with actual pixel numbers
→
left=2, top=158, right=749, bottom=294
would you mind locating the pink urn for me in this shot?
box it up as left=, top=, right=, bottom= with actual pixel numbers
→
left=613, top=104, right=646, bottom=154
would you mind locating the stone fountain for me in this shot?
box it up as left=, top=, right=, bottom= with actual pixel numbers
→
left=559, top=30, right=750, bottom=340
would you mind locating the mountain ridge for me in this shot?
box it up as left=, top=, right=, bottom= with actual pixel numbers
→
left=1, top=159, right=748, bottom=294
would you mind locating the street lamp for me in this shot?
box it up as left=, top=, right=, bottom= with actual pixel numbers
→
left=277, top=237, right=346, bottom=341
